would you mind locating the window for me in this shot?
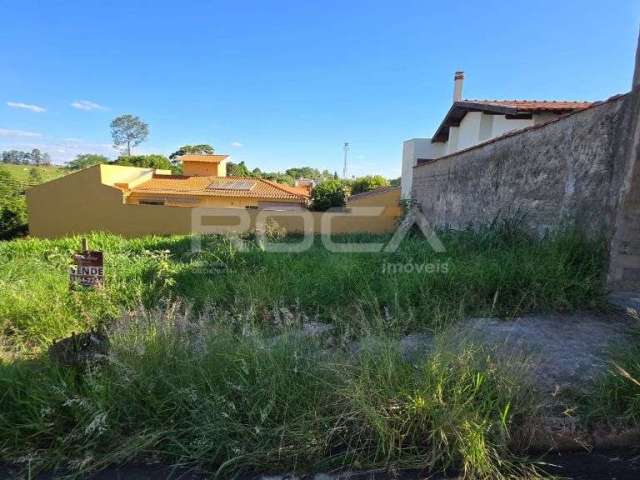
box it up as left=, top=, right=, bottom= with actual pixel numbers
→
left=139, top=199, right=165, bottom=206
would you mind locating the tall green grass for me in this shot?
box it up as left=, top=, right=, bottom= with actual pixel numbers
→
left=0, top=225, right=607, bottom=476
left=580, top=329, right=640, bottom=426
left=0, top=225, right=607, bottom=353
left=0, top=304, right=539, bottom=478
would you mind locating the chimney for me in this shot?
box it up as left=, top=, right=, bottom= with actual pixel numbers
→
left=453, top=71, right=464, bottom=103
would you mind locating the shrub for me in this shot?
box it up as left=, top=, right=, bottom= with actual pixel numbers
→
left=67, top=154, right=110, bottom=171
left=311, top=179, right=348, bottom=211
left=351, top=175, right=389, bottom=195
left=114, top=154, right=174, bottom=172
left=0, top=170, right=27, bottom=240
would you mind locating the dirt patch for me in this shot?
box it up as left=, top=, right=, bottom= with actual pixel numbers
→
left=464, top=312, right=637, bottom=396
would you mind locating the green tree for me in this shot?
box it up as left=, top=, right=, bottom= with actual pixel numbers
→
left=285, top=167, right=321, bottom=180
left=227, top=161, right=250, bottom=177
left=28, top=167, right=44, bottom=186
left=2, top=150, right=32, bottom=164
left=67, top=154, right=110, bottom=170
left=169, top=144, right=215, bottom=161
left=350, top=175, right=389, bottom=195
left=262, top=172, right=295, bottom=186
left=29, top=148, right=50, bottom=166
left=0, top=170, right=27, bottom=239
left=311, top=179, right=348, bottom=211
left=110, top=114, right=149, bottom=156
left=114, top=154, right=174, bottom=171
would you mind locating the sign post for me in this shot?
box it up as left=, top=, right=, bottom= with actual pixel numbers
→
left=69, top=239, right=104, bottom=289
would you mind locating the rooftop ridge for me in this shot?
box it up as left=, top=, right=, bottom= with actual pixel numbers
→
left=259, top=177, right=311, bottom=198
left=463, top=98, right=594, bottom=103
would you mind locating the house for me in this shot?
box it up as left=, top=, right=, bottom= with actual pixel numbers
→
left=26, top=155, right=312, bottom=237
left=401, top=71, right=593, bottom=198
left=26, top=159, right=402, bottom=238
left=119, top=154, right=311, bottom=210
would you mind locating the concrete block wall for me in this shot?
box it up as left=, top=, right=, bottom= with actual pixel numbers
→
left=411, top=83, right=640, bottom=294
left=411, top=94, right=631, bottom=238
left=608, top=33, right=640, bottom=293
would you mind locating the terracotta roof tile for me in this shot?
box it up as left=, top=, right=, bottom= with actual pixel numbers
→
left=432, top=98, right=595, bottom=142
left=419, top=93, right=628, bottom=166
left=131, top=175, right=310, bottom=201
left=463, top=99, right=593, bottom=111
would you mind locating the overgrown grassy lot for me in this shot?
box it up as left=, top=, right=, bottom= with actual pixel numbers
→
left=0, top=225, right=610, bottom=477
left=581, top=330, right=640, bottom=426
left=0, top=307, right=539, bottom=478
left=0, top=225, right=607, bottom=353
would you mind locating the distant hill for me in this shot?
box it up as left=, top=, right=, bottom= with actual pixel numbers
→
left=0, top=164, right=67, bottom=187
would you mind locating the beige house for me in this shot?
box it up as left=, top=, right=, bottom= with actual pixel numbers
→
left=26, top=156, right=400, bottom=238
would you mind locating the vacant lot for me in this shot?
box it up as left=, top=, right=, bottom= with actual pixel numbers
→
left=2, top=226, right=636, bottom=478
left=0, top=226, right=607, bottom=352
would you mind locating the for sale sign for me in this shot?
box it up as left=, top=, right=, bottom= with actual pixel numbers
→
left=70, top=250, right=104, bottom=288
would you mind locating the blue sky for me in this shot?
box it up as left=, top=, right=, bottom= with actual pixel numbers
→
left=1, top=0, right=639, bottom=178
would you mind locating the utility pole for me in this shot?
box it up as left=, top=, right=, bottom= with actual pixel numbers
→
left=342, top=142, right=349, bottom=179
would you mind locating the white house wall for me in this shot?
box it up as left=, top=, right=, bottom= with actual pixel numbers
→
left=491, top=115, right=534, bottom=138
left=401, top=138, right=444, bottom=199
left=456, top=112, right=484, bottom=151
left=402, top=109, right=568, bottom=200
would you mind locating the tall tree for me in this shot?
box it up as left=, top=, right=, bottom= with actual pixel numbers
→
left=110, top=114, right=149, bottom=156
left=2, top=150, right=31, bottom=165
left=169, top=144, right=215, bottom=161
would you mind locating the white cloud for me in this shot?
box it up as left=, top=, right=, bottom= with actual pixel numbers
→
left=0, top=128, right=43, bottom=138
left=0, top=136, right=117, bottom=164
left=7, top=101, right=46, bottom=113
left=231, top=141, right=243, bottom=148
left=71, top=100, right=108, bottom=111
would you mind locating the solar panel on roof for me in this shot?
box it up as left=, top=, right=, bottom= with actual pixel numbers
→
left=206, top=180, right=256, bottom=191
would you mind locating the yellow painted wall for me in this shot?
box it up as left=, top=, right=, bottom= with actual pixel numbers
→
left=347, top=187, right=402, bottom=215
left=182, top=160, right=226, bottom=177
left=26, top=165, right=401, bottom=238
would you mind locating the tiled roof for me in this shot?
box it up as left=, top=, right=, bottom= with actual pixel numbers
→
left=131, top=175, right=310, bottom=201
left=260, top=178, right=311, bottom=197
left=463, top=99, right=593, bottom=111
left=417, top=93, right=628, bottom=167
left=432, top=99, right=594, bottom=142
left=180, top=154, right=229, bottom=163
